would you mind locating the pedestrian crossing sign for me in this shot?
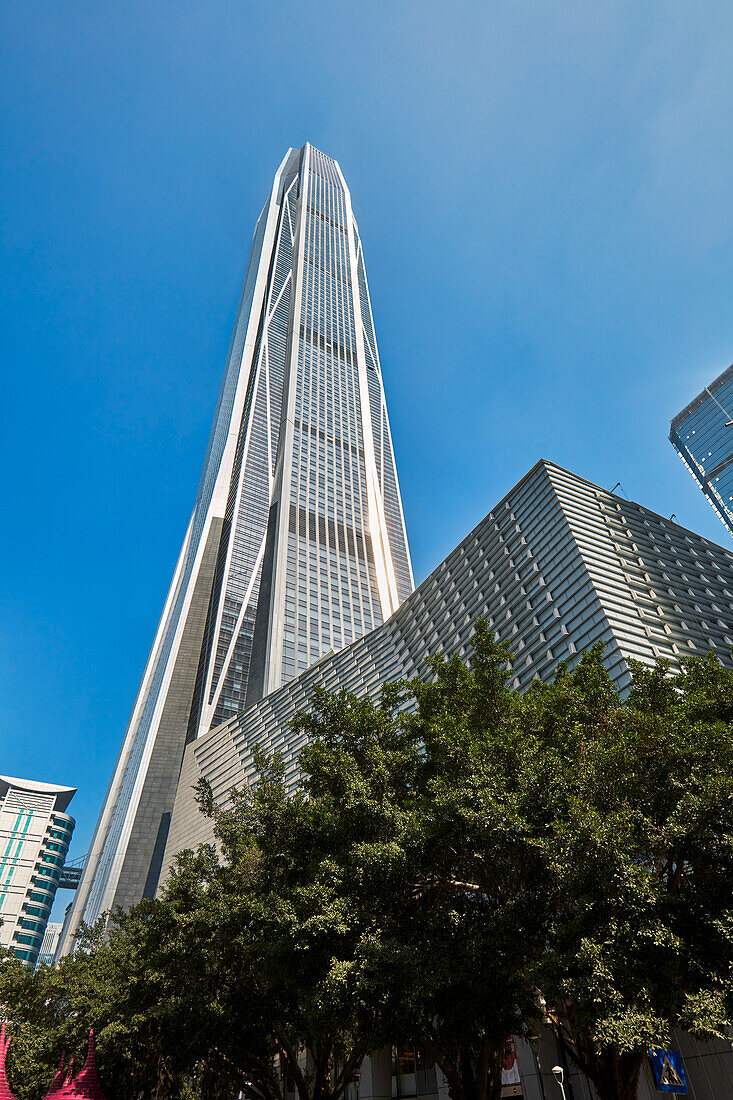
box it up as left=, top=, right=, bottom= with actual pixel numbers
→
left=649, top=1049, right=687, bottom=1093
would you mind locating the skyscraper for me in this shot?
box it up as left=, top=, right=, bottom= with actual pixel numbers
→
left=36, top=921, right=63, bottom=968
left=670, top=364, right=733, bottom=537
left=62, top=144, right=413, bottom=950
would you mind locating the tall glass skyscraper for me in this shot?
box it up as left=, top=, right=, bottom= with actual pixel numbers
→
left=670, top=364, right=733, bottom=537
left=61, top=144, right=413, bottom=950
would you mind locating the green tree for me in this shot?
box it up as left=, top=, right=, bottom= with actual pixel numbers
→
left=521, top=649, right=733, bottom=1100
left=4, top=624, right=733, bottom=1100
left=186, top=713, right=416, bottom=1100
left=286, top=623, right=553, bottom=1100
left=285, top=626, right=733, bottom=1100
left=0, top=869, right=254, bottom=1099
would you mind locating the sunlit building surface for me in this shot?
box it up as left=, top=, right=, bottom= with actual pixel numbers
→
left=35, top=920, right=63, bottom=968
left=0, top=776, right=75, bottom=966
left=158, top=458, right=733, bottom=1100
left=670, top=363, right=733, bottom=537
left=60, top=144, right=413, bottom=954
left=162, top=459, right=733, bottom=862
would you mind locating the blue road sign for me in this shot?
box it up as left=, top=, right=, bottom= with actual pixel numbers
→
left=649, top=1049, right=687, bottom=1094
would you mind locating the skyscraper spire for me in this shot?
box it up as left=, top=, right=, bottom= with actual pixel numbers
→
left=60, top=144, right=412, bottom=954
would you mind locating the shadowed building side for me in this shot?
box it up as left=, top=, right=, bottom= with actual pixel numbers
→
left=108, top=517, right=225, bottom=910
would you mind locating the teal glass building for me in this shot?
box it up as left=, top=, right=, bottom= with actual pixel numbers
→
left=0, top=776, right=75, bottom=965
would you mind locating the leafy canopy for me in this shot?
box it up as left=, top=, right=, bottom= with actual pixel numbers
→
left=3, top=624, right=733, bottom=1100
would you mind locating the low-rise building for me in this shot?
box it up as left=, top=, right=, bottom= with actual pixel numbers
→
left=161, top=459, right=733, bottom=870
left=35, top=919, right=63, bottom=968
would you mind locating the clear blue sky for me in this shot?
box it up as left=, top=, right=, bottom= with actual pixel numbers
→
left=3, top=2, right=733, bottom=896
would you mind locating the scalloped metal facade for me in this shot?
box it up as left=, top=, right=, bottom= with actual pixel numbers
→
left=161, top=459, right=733, bottom=869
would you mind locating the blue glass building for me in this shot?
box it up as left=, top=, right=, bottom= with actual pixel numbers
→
left=670, top=364, right=733, bottom=538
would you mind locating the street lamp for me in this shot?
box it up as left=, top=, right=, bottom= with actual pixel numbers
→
left=528, top=1035, right=548, bottom=1100
left=552, top=1066, right=567, bottom=1100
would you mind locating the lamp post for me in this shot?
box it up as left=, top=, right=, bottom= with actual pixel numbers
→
left=528, top=1035, right=548, bottom=1100
left=552, top=1066, right=567, bottom=1100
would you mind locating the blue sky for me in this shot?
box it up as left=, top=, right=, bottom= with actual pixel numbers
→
left=3, top=2, right=733, bottom=899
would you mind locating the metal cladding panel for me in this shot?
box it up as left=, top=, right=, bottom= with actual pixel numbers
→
left=160, top=460, right=733, bottom=878
left=206, top=173, right=299, bottom=726
left=263, top=144, right=409, bottom=701
left=548, top=464, right=733, bottom=688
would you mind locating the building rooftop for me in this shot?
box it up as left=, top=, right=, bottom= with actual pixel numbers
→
left=670, top=362, right=733, bottom=432
left=0, top=775, right=76, bottom=813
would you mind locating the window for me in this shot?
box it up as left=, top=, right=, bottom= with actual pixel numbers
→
left=391, top=1049, right=437, bottom=1099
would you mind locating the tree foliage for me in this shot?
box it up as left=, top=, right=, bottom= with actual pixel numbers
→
left=290, top=625, right=552, bottom=1100
left=527, top=651, right=733, bottom=1100
left=2, top=623, right=733, bottom=1100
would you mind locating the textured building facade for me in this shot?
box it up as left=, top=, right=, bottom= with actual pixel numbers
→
left=156, top=458, right=733, bottom=1098
left=0, top=776, right=75, bottom=966
left=161, top=459, right=733, bottom=868
left=60, top=144, right=413, bottom=954
left=357, top=1033, right=733, bottom=1100
left=670, top=363, right=733, bottom=537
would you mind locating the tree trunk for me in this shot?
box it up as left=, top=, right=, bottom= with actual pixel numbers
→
left=486, top=1042, right=505, bottom=1100
left=434, top=1042, right=504, bottom=1100
left=424, top=1047, right=464, bottom=1100
left=590, top=1051, right=643, bottom=1100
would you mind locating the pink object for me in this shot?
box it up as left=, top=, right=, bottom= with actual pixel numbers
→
left=65, top=1031, right=106, bottom=1100
left=44, top=1054, right=74, bottom=1098
left=43, top=1055, right=67, bottom=1098
left=0, top=1022, right=17, bottom=1100
left=7, top=1026, right=107, bottom=1100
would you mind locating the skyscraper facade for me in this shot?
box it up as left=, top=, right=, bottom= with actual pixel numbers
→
left=61, top=144, right=413, bottom=950
left=36, top=921, right=63, bottom=968
left=670, top=364, right=733, bottom=537
left=0, top=775, right=75, bottom=966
